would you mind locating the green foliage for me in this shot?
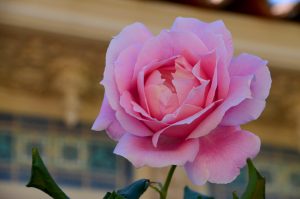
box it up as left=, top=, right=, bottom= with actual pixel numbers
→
left=26, top=148, right=69, bottom=199
left=104, top=179, right=150, bottom=199
left=233, top=158, right=266, bottom=199
left=232, top=192, right=239, bottom=199
left=26, top=148, right=265, bottom=199
left=183, top=186, right=214, bottom=199
left=103, top=191, right=126, bottom=199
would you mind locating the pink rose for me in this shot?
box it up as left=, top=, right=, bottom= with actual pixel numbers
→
left=92, top=17, right=271, bottom=185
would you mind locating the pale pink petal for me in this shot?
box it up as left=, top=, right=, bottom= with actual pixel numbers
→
left=134, top=30, right=207, bottom=81
left=153, top=100, right=221, bottom=147
left=116, top=110, right=153, bottom=137
left=199, top=50, right=230, bottom=104
left=161, top=81, right=209, bottom=124
left=172, top=65, right=198, bottom=104
left=168, top=30, right=208, bottom=58
left=188, top=76, right=252, bottom=139
left=229, top=53, right=271, bottom=100
left=114, top=134, right=199, bottom=167
left=137, top=56, right=178, bottom=113
left=252, top=65, right=271, bottom=100
left=208, top=20, right=233, bottom=59
left=162, top=104, right=203, bottom=124
left=171, top=17, right=233, bottom=62
left=222, top=54, right=271, bottom=125
left=102, top=23, right=152, bottom=110
left=134, top=31, right=174, bottom=81
left=175, top=56, right=193, bottom=71
left=92, top=95, right=126, bottom=141
left=221, top=99, right=266, bottom=126
left=192, top=61, right=209, bottom=81
left=183, top=80, right=209, bottom=107
left=145, top=84, right=179, bottom=120
left=205, top=59, right=218, bottom=106
left=120, top=91, right=166, bottom=131
left=185, top=126, right=260, bottom=185
left=92, top=95, right=114, bottom=131
left=114, top=43, right=142, bottom=93
left=118, top=92, right=154, bottom=137
left=106, top=118, right=126, bottom=141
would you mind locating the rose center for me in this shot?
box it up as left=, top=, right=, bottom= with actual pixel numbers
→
left=144, top=58, right=200, bottom=120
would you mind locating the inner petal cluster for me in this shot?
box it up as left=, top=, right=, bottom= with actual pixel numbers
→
left=144, top=57, right=202, bottom=121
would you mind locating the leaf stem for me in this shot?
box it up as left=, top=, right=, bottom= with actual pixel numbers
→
left=160, top=165, right=177, bottom=199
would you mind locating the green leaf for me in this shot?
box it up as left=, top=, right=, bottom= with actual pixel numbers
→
left=103, top=179, right=150, bottom=199
left=104, top=191, right=125, bottom=199
left=184, top=186, right=214, bottom=199
left=232, top=191, right=239, bottom=199
left=26, top=148, right=69, bottom=199
left=238, top=158, right=265, bottom=199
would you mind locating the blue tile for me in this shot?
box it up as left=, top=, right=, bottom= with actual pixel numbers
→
left=88, top=142, right=116, bottom=172
left=0, top=132, right=13, bottom=162
left=62, top=145, right=79, bottom=161
left=289, top=172, right=300, bottom=187
left=18, top=115, right=49, bottom=132
left=55, top=172, right=82, bottom=187
left=0, top=167, right=11, bottom=180
left=18, top=167, right=31, bottom=182
left=90, top=178, right=115, bottom=189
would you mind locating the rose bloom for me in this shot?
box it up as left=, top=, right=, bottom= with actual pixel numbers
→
left=93, top=17, right=271, bottom=185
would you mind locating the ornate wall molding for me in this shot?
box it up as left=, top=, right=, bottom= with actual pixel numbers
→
left=0, top=0, right=299, bottom=70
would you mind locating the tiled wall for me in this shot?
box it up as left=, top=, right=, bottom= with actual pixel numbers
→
left=1, top=112, right=299, bottom=198
left=0, top=112, right=132, bottom=190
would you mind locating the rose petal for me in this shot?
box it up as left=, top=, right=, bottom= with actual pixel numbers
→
left=116, top=110, right=153, bottom=137
left=221, top=99, right=266, bottom=126
left=114, top=43, right=142, bottom=93
left=134, top=30, right=207, bottom=81
left=92, top=95, right=114, bottom=131
left=102, top=23, right=152, bottom=110
left=187, top=76, right=252, bottom=139
left=222, top=54, right=271, bottom=125
left=120, top=90, right=167, bottom=132
left=172, top=64, right=198, bottom=104
left=229, top=53, right=271, bottom=100
left=114, top=133, right=199, bottom=167
left=185, top=126, right=260, bottom=185
left=171, top=17, right=233, bottom=63
left=162, top=104, right=203, bottom=124
left=137, top=56, right=178, bottom=113
left=153, top=100, right=222, bottom=147
left=92, top=95, right=125, bottom=141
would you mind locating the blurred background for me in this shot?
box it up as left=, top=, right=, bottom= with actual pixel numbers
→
left=0, top=0, right=299, bottom=198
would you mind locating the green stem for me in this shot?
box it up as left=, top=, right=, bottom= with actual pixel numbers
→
left=160, top=165, right=177, bottom=199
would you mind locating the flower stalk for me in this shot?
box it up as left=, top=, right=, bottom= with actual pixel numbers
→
left=159, top=165, right=177, bottom=199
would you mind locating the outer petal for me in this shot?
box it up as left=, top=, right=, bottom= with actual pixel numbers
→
left=222, top=53, right=271, bottom=125
left=116, top=110, right=153, bottom=137
left=187, top=76, right=252, bottom=139
left=92, top=95, right=114, bottom=131
left=114, top=134, right=199, bottom=167
left=221, top=99, right=266, bottom=126
left=92, top=95, right=126, bottom=141
left=134, top=30, right=207, bottom=81
left=102, top=23, right=152, bottom=110
left=229, top=53, right=271, bottom=100
left=185, top=126, right=260, bottom=185
left=171, top=17, right=233, bottom=63
left=114, top=43, right=142, bottom=93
